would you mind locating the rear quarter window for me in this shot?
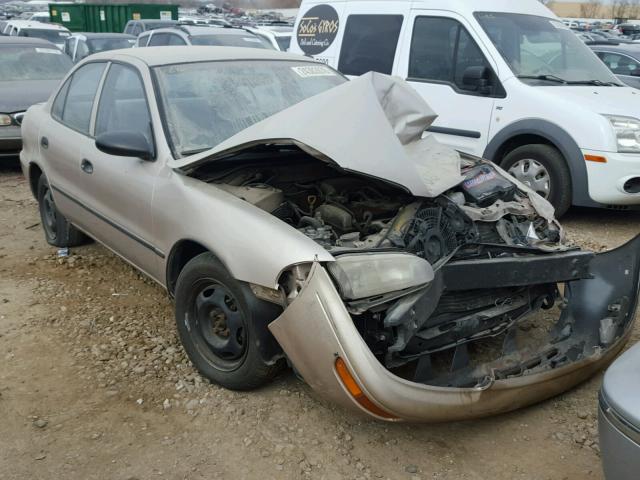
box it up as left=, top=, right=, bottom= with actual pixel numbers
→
left=338, top=14, right=403, bottom=76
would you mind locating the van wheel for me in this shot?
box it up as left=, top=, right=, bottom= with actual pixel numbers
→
left=501, top=144, right=572, bottom=217
left=174, top=252, right=281, bottom=390
left=37, top=175, right=88, bottom=248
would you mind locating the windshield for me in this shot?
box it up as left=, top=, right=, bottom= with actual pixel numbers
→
left=475, top=12, right=620, bottom=85
left=0, top=45, right=72, bottom=81
left=276, top=35, right=291, bottom=51
left=154, top=60, right=346, bottom=157
left=87, top=37, right=135, bottom=53
left=190, top=33, right=272, bottom=49
left=18, top=28, right=70, bottom=44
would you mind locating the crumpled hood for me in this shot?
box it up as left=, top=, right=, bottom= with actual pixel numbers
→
left=0, top=79, right=61, bottom=113
left=170, top=72, right=464, bottom=198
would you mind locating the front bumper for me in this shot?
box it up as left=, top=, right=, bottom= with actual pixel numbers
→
left=584, top=149, right=640, bottom=205
left=269, top=235, right=640, bottom=422
left=0, top=125, right=22, bottom=159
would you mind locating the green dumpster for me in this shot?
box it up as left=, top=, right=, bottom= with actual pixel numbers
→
left=49, top=3, right=179, bottom=33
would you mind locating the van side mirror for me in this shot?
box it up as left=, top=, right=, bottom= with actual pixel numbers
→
left=95, top=131, right=154, bottom=160
left=462, top=66, right=493, bottom=95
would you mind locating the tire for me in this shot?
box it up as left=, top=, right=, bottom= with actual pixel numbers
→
left=37, top=175, right=88, bottom=248
left=500, top=144, right=572, bottom=217
left=174, top=252, right=281, bottom=390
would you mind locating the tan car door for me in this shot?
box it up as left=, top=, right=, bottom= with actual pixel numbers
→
left=43, top=61, right=108, bottom=233
left=78, top=62, right=164, bottom=282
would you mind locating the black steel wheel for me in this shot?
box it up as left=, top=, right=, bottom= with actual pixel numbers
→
left=37, top=174, right=88, bottom=247
left=174, top=252, right=282, bottom=390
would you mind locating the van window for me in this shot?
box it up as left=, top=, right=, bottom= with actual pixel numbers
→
left=338, top=15, right=403, bottom=76
left=409, top=17, right=492, bottom=92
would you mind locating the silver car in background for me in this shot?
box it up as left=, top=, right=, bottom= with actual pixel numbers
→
left=20, top=47, right=640, bottom=422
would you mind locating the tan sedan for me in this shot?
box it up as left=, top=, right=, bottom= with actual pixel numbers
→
left=20, top=47, right=640, bottom=421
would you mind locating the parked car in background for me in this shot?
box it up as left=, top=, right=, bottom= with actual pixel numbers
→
left=246, top=26, right=292, bottom=51
left=29, top=12, right=50, bottom=23
left=205, top=17, right=233, bottom=28
left=291, top=0, right=640, bottom=216
left=590, top=44, right=640, bottom=90
left=19, top=46, right=640, bottom=422
left=63, top=33, right=135, bottom=63
left=123, top=19, right=178, bottom=37
left=617, top=23, right=640, bottom=36
left=4, top=20, right=70, bottom=49
left=136, top=25, right=272, bottom=49
left=0, top=37, right=72, bottom=159
left=599, top=342, right=640, bottom=480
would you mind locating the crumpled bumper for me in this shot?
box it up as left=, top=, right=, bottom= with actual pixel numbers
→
left=269, top=234, right=640, bottom=422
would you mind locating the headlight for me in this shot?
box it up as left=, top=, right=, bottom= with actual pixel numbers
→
left=0, top=114, right=12, bottom=126
left=327, top=253, right=434, bottom=300
left=605, top=115, right=640, bottom=153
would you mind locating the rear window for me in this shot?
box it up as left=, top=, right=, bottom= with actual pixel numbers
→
left=190, top=33, right=272, bottom=49
left=338, top=14, right=403, bottom=76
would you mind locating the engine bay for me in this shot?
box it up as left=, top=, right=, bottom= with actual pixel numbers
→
left=192, top=149, right=612, bottom=389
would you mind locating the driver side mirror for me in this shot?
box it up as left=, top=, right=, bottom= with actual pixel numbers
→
left=95, top=131, right=154, bottom=160
left=462, top=66, right=493, bottom=95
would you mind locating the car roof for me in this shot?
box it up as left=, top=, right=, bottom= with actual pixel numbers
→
left=0, top=36, right=55, bottom=46
left=128, top=19, right=177, bottom=25
left=157, top=25, right=254, bottom=36
left=590, top=44, right=640, bottom=58
left=5, top=20, right=68, bottom=30
left=73, top=32, right=135, bottom=39
left=89, top=45, right=312, bottom=67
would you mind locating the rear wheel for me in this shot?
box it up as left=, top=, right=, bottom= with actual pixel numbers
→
left=174, top=253, right=281, bottom=390
left=501, top=144, right=572, bottom=217
left=37, top=175, right=88, bottom=247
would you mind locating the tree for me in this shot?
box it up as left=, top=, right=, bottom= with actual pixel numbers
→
left=580, top=0, right=602, bottom=18
left=612, top=0, right=631, bottom=19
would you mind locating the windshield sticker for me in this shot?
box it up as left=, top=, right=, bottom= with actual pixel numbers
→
left=291, top=65, right=337, bottom=78
left=242, top=37, right=262, bottom=43
left=297, top=4, right=339, bottom=55
left=35, top=48, right=62, bottom=54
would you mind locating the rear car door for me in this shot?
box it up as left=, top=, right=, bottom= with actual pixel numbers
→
left=397, top=12, right=503, bottom=156
left=79, top=62, right=163, bottom=280
left=42, top=61, right=108, bottom=233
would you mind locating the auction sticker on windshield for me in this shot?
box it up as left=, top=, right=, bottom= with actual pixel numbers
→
left=297, top=4, right=339, bottom=55
left=291, top=65, right=337, bottom=78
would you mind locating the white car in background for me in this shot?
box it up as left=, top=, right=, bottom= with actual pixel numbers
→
left=4, top=20, right=70, bottom=49
left=246, top=26, right=293, bottom=51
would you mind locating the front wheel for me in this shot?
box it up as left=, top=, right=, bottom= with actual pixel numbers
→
left=174, top=253, right=282, bottom=390
left=501, top=144, right=572, bottom=217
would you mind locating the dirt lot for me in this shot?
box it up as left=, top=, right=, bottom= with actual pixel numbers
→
left=1, top=162, right=639, bottom=480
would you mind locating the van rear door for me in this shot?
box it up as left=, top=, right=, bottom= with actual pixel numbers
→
left=397, top=10, right=503, bottom=156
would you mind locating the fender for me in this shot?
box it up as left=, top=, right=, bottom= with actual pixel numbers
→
left=483, top=119, right=596, bottom=207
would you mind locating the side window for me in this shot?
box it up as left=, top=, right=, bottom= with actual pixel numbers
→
left=599, top=52, right=640, bottom=76
left=132, top=24, right=143, bottom=36
left=51, top=76, right=72, bottom=120
left=124, top=23, right=132, bottom=35
left=338, top=15, right=403, bottom=76
left=59, top=62, right=106, bottom=134
left=64, top=37, right=74, bottom=56
left=76, top=40, right=90, bottom=61
left=95, top=64, right=153, bottom=146
left=137, top=33, right=150, bottom=47
left=167, top=34, right=187, bottom=46
left=409, top=17, right=495, bottom=94
left=147, top=33, right=169, bottom=46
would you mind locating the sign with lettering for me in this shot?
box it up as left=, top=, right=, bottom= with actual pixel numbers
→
left=296, top=4, right=339, bottom=55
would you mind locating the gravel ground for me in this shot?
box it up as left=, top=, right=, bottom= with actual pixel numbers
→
left=1, top=162, right=639, bottom=480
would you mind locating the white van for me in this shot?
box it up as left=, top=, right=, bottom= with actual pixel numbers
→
left=290, top=0, right=640, bottom=215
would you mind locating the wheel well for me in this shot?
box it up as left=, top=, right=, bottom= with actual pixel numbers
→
left=492, top=134, right=557, bottom=166
left=166, top=240, right=209, bottom=296
left=28, top=163, right=43, bottom=199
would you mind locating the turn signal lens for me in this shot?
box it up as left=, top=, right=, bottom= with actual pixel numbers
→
left=334, top=357, right=398, bottom=420
left=584, top=154, right=607, bottom=163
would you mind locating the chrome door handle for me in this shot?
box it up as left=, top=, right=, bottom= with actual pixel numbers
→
left=80, top=159, right=93, bottom=174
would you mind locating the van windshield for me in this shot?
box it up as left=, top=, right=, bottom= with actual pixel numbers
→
left=475, top=12, right=621, bottom=86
